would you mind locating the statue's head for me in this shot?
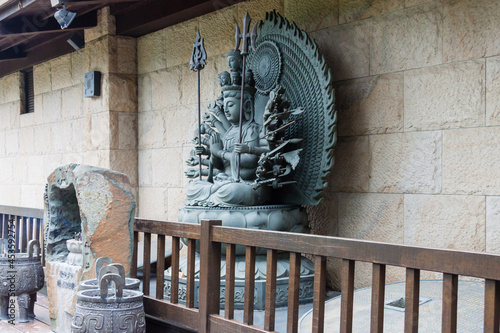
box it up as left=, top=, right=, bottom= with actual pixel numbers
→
left=227, top=49, right=242, bottom=72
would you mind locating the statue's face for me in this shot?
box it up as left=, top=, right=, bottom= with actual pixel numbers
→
left=228, top=56, right=241, bottom=71
left=224, top=96, right=240, bottom=124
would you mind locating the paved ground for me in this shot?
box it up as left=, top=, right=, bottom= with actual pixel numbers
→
left=0, top=292, right=51, bottom=333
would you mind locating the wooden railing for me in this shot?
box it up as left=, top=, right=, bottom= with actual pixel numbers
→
left=0, top=205, right=44, bottom=263
left=133, top=218, right=500, bottom=333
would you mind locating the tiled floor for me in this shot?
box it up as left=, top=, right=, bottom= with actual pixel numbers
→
left=0, top=293, right=51, bottom=333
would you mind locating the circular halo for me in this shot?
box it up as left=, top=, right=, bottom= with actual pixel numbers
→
left=251, top=41, right=281, bottom=95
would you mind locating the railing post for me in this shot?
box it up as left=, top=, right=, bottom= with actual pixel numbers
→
left=199, top=219, right=222, bottom=333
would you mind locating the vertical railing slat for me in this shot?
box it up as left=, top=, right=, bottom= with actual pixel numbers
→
left=15, top=216, right=20, bottom=252
left=198, top=220, right=222, bottom=333
left=186, top=238, right=196, bottom=308
left=28, top=217, right=34, bottom=244
left=340, top=259, right=355, bottom=333
left=170, top=236, right=180, bottom=304
left=156, top=234, right=165, bottom=299
left=484, top=279, right=500, bottom=333
left=287, top=252, right=301, bottom=333
left=225, top=243, right=236, bottom=320
left=264, top=249, right=277, bottom=331
left=243, top=246, right=256, bottom=325
left=143, top=232, right=151, bottom=296
left=404, top=268, right=420, bottom=333
left=0, top=214, right=3, bottom=239
left=130, top=231, right=138, bottom=278
left=442, top=273, right=458, bottom=333
left=20, top=217, right=26, bottom=253
left=312, top=255, right=326, bottom=333
left=370, top=263, right=386, bottom=333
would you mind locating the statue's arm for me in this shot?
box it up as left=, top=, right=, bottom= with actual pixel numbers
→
left=203, top=112, right=227, bottom=135
left=208, top=100, right=231, bottom=130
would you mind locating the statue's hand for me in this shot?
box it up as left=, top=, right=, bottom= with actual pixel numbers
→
left=234, top=143, right=250, bottom=154
left=186, top=155, right=200, bottom=166
left=194, top=145, right=205, bottom=156
left=185, top=168, right=199, bottom=178
left=203, top=112, right=217, bottom=125
left=208, top=101, right=222, bottom=115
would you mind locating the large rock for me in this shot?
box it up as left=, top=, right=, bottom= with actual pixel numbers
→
left=44, top=163, right=136, bottom=333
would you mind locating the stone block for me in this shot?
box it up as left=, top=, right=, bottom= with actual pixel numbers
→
left=34, top=124, right=53, bottom=155
left=51, top=55, right=72, bottom=91
left=406, top=0, right=434, bottom=7
left=0, top=158, right=12, bottom=183
left=44, top=154, right=64, bottom=178
left=199, top=6, right=237, bottom=57
left=138, top=74, right=152, bottom=112
left=151, top=70, right=169, bottom=110
left=137, top=30, right=167, bottom=74
left=26, top=155, right=44, bottom=185
left=486, top=56, right=500, bottom=126
left=34, top=62, right=52, bottom=95
left=109, top=73, right=137, bottom=112
left=69, top=119, right=87, bottom=153
left=336, top=73, right=403, bottom=136
left=443, top=0, right=500, bottom=63
left=487, top=197, right=500, bottom=254
left=138, top=149, right=153, bottom=186
left=180, top=65, right=199, bottom=105
left=285, top=0, right=338, bottom=32
left=88, top=112, right=111, bottom=150
left=405, top=60, right=485, bottom=131
left=339, top=0, right=404, bottom=24
left=238, top=0, right=284, bottom=24
left=52, top=121, right=73, bottom=154
left=71, top=50, right=85, bottom=85
left=83, top=150, right=110, bottom=169
left=370, top=2, right=442, bottom=74
left=62, top=85, right=84, bottom=120
left=165, top=105, right=198, bottom=147
left=329, top=136, right=370, bottom=192
left=306, top=191, right=338, bottom=237
left=165, top=66, right=184, bottom=108
left=110, top=149, right=138, bottom=186
left=0, top=133, right=5, bottom=157
left=0, top=185, right=20, bottom=207
left=118, top=112, right=138, bottom=150
left=138, top=187, right=168, bottom=220
left=85, top=36, right=112, bottom=73
left=369, top=131, right=442, bottom=193
left=152, top=148, right=184, bottom=187
left=200, top=54, right=227, bottom=102
left=167, top=187, right=187, bottom=221
left=1, top=101, right=21, bottom=130
left=116, top=37, right=137, bottom=75
left=310, top=20, right=370, bottom=82
left=19, top=126, right=35, bottom=155
left=43, top=90, right=62, bottom=123
left=404, top=194, right=485, bottom=251
left=84, top=7, right=116, bottom=42
left=1, top=72, right=21, bottom=103
left=164, top=18, right=199, bottom=68
left=443, top=127, right=500, bottom=195
left=19, top=111, right=35, bottom=128
left=5, top=129, right=19, bottom=157
left=138, top=110, right=166, bottom=149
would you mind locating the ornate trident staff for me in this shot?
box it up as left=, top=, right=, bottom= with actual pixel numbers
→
left=235, top=12, right=259, bottom=182
left=190, top=30, right=207, bottom=181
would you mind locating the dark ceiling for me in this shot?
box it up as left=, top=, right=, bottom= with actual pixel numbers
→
left=0, top=0, right=242, bottom=77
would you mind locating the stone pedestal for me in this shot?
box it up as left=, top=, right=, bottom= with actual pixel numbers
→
left=44, top=164, right=136, bottom=332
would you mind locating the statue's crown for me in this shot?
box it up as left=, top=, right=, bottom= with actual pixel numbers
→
left=218, top=49, right=256, bottom=95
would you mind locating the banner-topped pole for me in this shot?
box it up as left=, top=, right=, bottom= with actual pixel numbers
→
left=190, top=30, right=207, bottom=181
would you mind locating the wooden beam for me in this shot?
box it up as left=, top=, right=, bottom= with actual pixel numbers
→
left=0, top=46, right=26, bottom=60
left=0, top=0, right=38, bottom=21
left=0, top=10, right=97, bottom=36
left=115, top=0, right=244, bottom=37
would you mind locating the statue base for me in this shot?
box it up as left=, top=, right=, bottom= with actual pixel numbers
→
left=164, top=253, right=315, bottom=310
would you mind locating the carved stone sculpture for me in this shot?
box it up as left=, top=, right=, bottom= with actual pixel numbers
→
left=80, top=258, right=140, bottom=291
left=0, top=240, right=44, bottom=323
left=174, top=11, right=336, bottom=307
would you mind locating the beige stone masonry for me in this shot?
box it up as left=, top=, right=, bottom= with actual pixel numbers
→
left=137, top=29, right=167, bottom=75
left=285, top=0, right=338, bottom=32
left=165, top=18, right=199, bottom=68
left=1, top=72, right=21, bottom=103
left=165, top=105, right=198, bottom=147
left=238, top=0, right=284, bottom=23
left=370, top=2, right=442, bottom=75
left=138, top=187, right=168, bottom=219
left=311, top=20, right=370, bottom=82
left=369, top=131, right=442, bottom=193
left=443, top=0, right=500, bottom=63
left=486, top=56, right=500, bottom=126
left=85, top=7, right=116, bottom=43
left=138, top=110, right=166, bottom=149
left=151, top=148, right=184, bottom=188
left=199, top=6, right=237, bottom=57
left=339, top=0, right=404, bottom=24
left=404, top=60, right=486, bottom=131
left=486, top=197, right=500, bottom=254
left=404, top=194, right=485, bottom=251
left=51, top=55, right=72, bottom=91
left=336, top=73, right=403, bottom=136
left=443, top=127, right=500, bottom=195
left=167, top=187, right=187, bottom=221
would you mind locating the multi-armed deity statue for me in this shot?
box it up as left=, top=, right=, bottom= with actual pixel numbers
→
left=173, top=11, right=336, bottom=308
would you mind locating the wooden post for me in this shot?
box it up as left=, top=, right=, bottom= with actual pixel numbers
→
left=170, top=236, right=180, bottom=304
left=340, top=259, right=355, bottom=333
left=198, top=219, right=222, bottom=333
left=442, top=273, right=458, bottom=333
left=484, top=279, right=500, bottom=333
left=156, top=234, right=166, bottom=299
left=404, top=268, right=420, bottom=333
left=370, top=263, right=386, bottom=333
left=312, top=255, right=326, bottom=333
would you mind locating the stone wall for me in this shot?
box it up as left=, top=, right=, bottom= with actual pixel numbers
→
left=136, top=0, right=500, bottom=289
left=0, top=8, right=138, bottom=209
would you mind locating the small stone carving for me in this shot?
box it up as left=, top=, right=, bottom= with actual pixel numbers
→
left=80, top=258, right=140, bottom=291
left=0, top=240, right=44, bottom=323
left=72, top=273, right=145, bottom=333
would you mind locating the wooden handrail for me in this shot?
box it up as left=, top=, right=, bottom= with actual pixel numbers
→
left=0, top=205, right=44, bottom=219
left=133, top=218, right=500, bottom=333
